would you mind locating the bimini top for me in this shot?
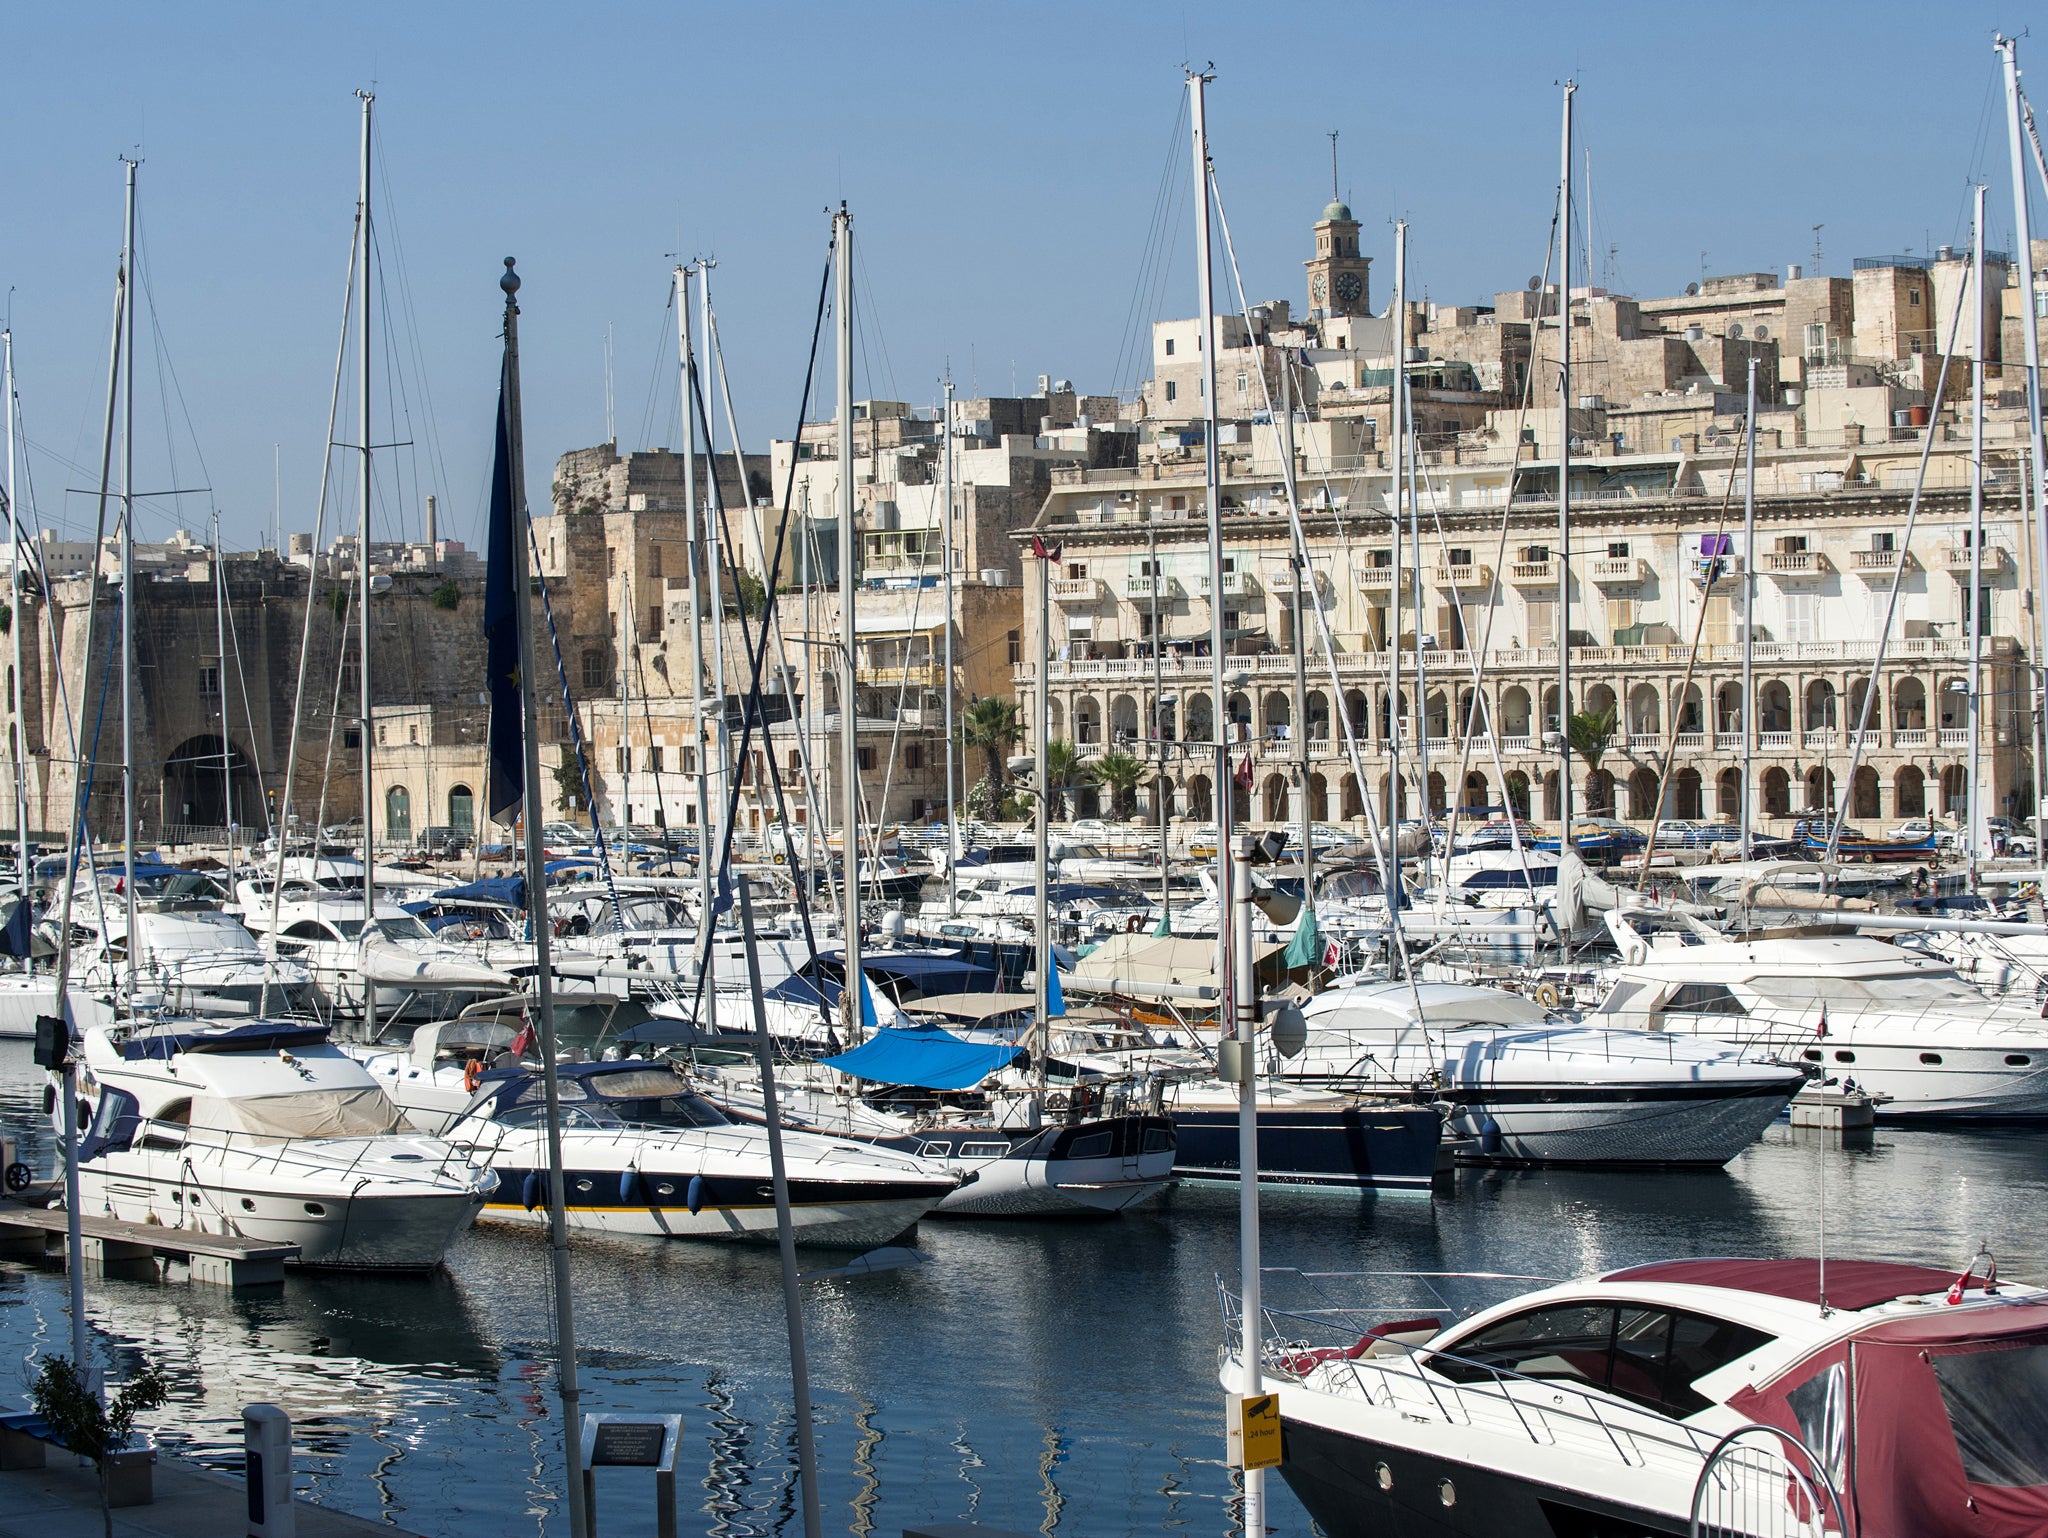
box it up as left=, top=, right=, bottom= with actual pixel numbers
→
left=121, top=1021, right=332, bottom=1061
left=819, top=1025, right=1024, bottom=1092
left=1601, top=1257, right=1962, bottom=1313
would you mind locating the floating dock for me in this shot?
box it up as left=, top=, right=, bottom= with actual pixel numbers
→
left=0, top=1201, right=297, bottom=1288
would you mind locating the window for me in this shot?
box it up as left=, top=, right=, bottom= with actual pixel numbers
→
left=1932, top=1343, right=2048, bottom=1487
left=616, top=746, right=630, bottom=773
left=581, top=648, right=609, bottom=690
left=1235, top=372, right=1249, bottom=394
left=650, top=545, right=662, bottom=579
left=1872, top=531, right=1896, bottom=553
left=1908, top=289, right=1921, bottom=307
left=904, top=745, right=924, bottom=770
left=1525, top=596, right=1556, bottom=647
left=1007, top=629, right=1021, bottom=665
left=199, top=663, right=221, bottom=703
left=649, top=745, right=663, bottom=773
left=1663, top=982, right=1747, bottom=1017
left=408, top=723, right=418, bottom=744
left=1448, top=548, right=1474, bottom=566
left=606, top=546, right=617, bottom=577
left=1165, top=338, right=1176, bottom=357
left=376, top=722, right=387, bottom=746
left=648, top=607, right=661, bottom=637
left=1607, top=541, right=1630, bottom=559
left=1779, top=535, right=1808, bottom=554
left=857, top=747, right=876, bottom=772
left=343, top=728, right=360, bottom=750
left=1165, top=381, right=1178, bottom=403
left=1525, top=544, right=1550, bottom=563
left=682, top=748, right=697, bottom=774
left=1783, top=591, right=1819, bottom=645
left=1066, top=562, right=1087, bottom=579
left=448, top=785, right=474, bottom=835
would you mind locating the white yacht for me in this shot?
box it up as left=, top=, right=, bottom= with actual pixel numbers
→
left=1286, top=979, right=1804, bottom=1165
left=251, top=894, right=512, bottom=1019
left=69, top=1019, right=495, bottom=1269
left=1234, top=1254, right=2048, bottom=1537
left=1599, top=909, right=2048, bottom=1119
left=77, top=908, right=321, bottom=1019
left=444, top=1059, right=959, bottom=1246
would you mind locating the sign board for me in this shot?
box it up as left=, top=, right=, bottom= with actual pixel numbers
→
left=590, top=1421, right=668, bottom=1466
left=1225, top=1392, right=1283, bottom=1471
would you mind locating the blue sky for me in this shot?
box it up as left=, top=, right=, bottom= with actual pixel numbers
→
left=1, top=1, right=2038, bottom=553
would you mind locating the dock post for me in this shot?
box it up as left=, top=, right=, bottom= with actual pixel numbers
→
left=244, top=1403, right=294, bottom=1538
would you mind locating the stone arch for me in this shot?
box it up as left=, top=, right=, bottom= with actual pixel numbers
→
left=1154, top=776, right=1177, bottom=819
left=1628, top=766, right=1661, bottom=820
left=1305, top=689, right=1330, bottom=739
left=1716, top=767, right=1742, bottom=818
left=1261, top=690, right=1291, bottom=735
left=1758, top=680, right=1792, bottom=733
left=1674, top=682, right=1704, bottom=734
left=1187, top=773, right=1213, bottom=821
left=1853, top=764, right=1879, bottom=818
left=1940, top=763, right=1967, bottom=815
left=1458, top=687, right=1485, bottom=738
left=1073, top=696, right=1101, bottom=745
left=1343, top=688, right=1369, bottom=738
left=1184, top=692, right=1213, bottom=742
left=160, top=733, right=262, bottom=830
left=1627, top=683, right=1660, bottom=736
left=448, top=784, right=475, bottom=835
left=1424, top=689, right=1449, bottom=740
left=1153, top=692, right=1178, bottom=742
left=1048, top=696, right=1067, bottom=739
left=1426, top=770, right=1447, bottom=815
left=385, top=784, right=412, bottom=843
left=1804, top=765, right=1835, bottom=811
left=1505, top=770, right=1531, bottom=818
left=1674, top=767, right=1703, bottom=820
left=1936, top=677, right=1968, bottom=729
left=1894, top=764, right=1925, bottom=817
left=1804, top=679, right=1837, bottom=731
left=1761, top=766, right=1790, bottom=817
left=1542, top=685, right=1562, bottom=738
left=1074, top=783, right=1102, bottom=820
left=1230, top=767, right=1251, bottom=821
left=1585, top=768, right=1615, bottom=815
left=1501, top=685, right=1532, bottom=737
left=1542, top=770, right=1561, bottom=821
left=1893, top=677, right=1928, bottom=730
left=1306, top=772, right=1329, bottom=821
left=1109, top=692, right=1140, bottom=743
left=1226, top=691, right=1252, bottom=739
left=1586, top=682, right=1618, bottom=720
left=1848, top=677, right=1878, bottom=734
left=1262, top=772, right=1289, bottom=822
left=1715, top=681, right=1743, bottom=733
left=1462, top=771, right=1489, bottom=809
left=1339, top=773, right=1363, bottom=819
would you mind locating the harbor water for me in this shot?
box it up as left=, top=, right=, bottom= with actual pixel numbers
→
left=0, top=1038, right=2042, bottom=1535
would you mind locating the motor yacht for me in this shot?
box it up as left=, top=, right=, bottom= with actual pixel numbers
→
left=68, top=1019, right=494, bottom=1269
left=1599, top=909, right=2048, bottom=1119
left=1287, top=979, right=1805, bottom=1165
left=250, top=894, right=513, bottom=1019
left=1231, top=1252, right=2048, bottom=1537
left=444, top=1059, right=958, bottom=1246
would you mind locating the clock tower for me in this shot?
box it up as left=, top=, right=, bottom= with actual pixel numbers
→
left=1305, top=199, right=1371, bottom=319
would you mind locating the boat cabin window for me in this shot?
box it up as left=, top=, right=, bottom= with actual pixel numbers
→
left=138, top=1097, right=192, bottom=1151
left=374, top=915, right=436, bottom=942
left=1662, top=983, right=1747, bottom=1017
left=1931, top=1342, right=2048, bottom=1487
left=1749, top=974, right=1978, bottom=1011
left=282, top=920, right=339, bottom=944
left=1430, top=1303, right=1771, bottom=1418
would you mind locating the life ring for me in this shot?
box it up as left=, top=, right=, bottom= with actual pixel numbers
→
left=1534, top=982, right=1562, bottom=1009
left=1126, top=914, right=1142, bottom=933
left=463, top=1058, right=485, bottom=1094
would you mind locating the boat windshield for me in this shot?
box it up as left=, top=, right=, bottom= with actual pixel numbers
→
left=1746, top=974, right=1983, bottom=1011
left=375, top=915, right=436, bottom=942
left=584, top=1067, right=730, bottom=1128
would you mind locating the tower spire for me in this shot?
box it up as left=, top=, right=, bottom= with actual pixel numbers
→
left=1328, top=129, right=1339, bottom=202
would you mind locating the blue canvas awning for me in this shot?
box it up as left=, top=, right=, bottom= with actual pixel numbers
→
left=432, top=875, right=527, bottom=908
left=817, top=1025, right=1025, bottom=1091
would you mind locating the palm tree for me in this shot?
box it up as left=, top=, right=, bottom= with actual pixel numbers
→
left=960, top=696, right=1023, bottom=788
left=1566, top=704, right=1618, bottom=816
left=1042, top=737, right=1092, bottom=820
left=1091, top=750, right=1148, bottom=819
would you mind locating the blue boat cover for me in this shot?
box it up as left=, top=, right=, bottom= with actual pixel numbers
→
left=432, top=875, right=527, bottom=907
left=817, top=1024, right=1025, bottom=1090
left=122, top=1021, right=331, bottom=1061
left=798, top=950, right=1001, bottom=996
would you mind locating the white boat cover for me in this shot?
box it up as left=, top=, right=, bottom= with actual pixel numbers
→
left=187, top=1086, right=402, bottom=1140
left=359, top=936, right=516, bottom=990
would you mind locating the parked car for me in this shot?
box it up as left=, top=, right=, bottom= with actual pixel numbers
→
left=414, top=825, right=471, bottom=858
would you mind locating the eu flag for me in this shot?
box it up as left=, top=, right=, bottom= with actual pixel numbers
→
left=483, top=357, right=524, bottom=824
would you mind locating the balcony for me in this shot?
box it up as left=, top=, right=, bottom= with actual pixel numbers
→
left=1689, top=554, right=1743, bottom=585
left=1196, top=570, right=1260, bottom=596
left=1590, top=556, right=1649, bottom=585
left=1508, top=557, right=1559, bottom=586
left=1759, top=731, right=1793, bottom=750
left=856, top=662, right=944, bottom=690
left=1123, top=574, right=1181, bottom=600
left=1850, top=549, right=1917, bottom=581
left=1354, top=564, right=1396, bottom=590
left=1941, top=544, right=2013, bottom=578
left=1050, top=576, right=1105, bottom=603
left=1938, top=727, right=1970, bottom=749
left=1761, top=550, right=1832, bottom=578
left=1433, top=562, right=1495, bottom=590
left=1893, top=728, right=1929, bottom=747
left=1262, top=564, right=1331, bottom=597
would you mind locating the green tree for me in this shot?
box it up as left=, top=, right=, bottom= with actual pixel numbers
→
left=731, top=569, right=768, bottom=616
left=1091, top=749, right=1148, bottom=819
left=1566, top=704, right=1618, bottom=816
left=430, top=580, right=462, bottom=611
left=1041, top=738, right=1092, bottom=821
left=32, top=1355, right=169, bottom=1538
left=960, top=696, right=1023, bottom=789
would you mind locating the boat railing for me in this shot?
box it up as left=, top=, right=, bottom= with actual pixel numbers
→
left=127, top=1115, right=488, bottom=1192
left=1689, top=1423, right=1848, bottom=1538
left=1220, top=1276, right=1726, bottom=1477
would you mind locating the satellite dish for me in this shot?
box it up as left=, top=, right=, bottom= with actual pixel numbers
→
left=1729, top=322, right=1745, bottom=340
left=1686, top=281, right=1700, bottom=296
left=1269, top=1001, right=1308, bottom=1059
left=1526, top=276, right=1541, bottom=291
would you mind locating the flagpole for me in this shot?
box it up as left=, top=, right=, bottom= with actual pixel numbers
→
left=495, top=257, right=588, bottom=1538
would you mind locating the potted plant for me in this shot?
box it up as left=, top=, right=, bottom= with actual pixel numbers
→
left=30, top=1356, right=168, bottom=1535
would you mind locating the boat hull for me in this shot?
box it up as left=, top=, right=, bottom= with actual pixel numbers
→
left=882, top=1116, right=1178, bottom=1217
left=1170, top=1105, right=1441, bottom=1194
left=477, top=1168, right=942, bottom=1247
left=1277, top=1414, right=1686, bottom=1538
left=1437, top=1078, right=1799, bottom=1166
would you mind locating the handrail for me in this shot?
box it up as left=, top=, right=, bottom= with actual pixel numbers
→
left=1689, top=1423, right=1848, bottom=1538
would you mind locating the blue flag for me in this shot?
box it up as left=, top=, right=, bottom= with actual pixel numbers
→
left=857, top=967, right=881, bottom=1032
left=483, top=356, right=524, bottom=825
left=0, top=896, right=32, bottom=960
left=1046, top=956, right=1067, bottom=1018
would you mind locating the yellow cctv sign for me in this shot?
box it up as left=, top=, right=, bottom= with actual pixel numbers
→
left=1226, top=1391, right=1283, bottom=1470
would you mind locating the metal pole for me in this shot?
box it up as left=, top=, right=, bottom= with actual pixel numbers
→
left=214, top=515, right=232, bottom=859
left=1390, top=223, right=1407, bottom=842
left=1151, top=520, right=1167, bottom=926
left=119, top=158, right=136, bottom=1006
left=356, top=90, right=377, bottom=1040
left=1033, top=536, right=1050, bottom=1099
left=499, top=257, right=588, bottom=1538
left=835, top=207, right=862, bottom=1031
left=2000, top=37, right=2048, bottom=841
left=1970, top=183, right=1988, bottom=884
left=3, top=331, right=24, bottom=899
left=1556, top=81, right=1576, bottom=838
left=942, top=378, right=958, bottom=914
left=700, top=268, right=733, bottom=888
left=676, top=264, right=712, bottom=945
left=1189, top=67, right=1263, bottom=1538
left=737, top=880, right=822, bottom=1538
left=1741, top=358, right=1758, bottom=863
left=1282, top=360, right=1314, bottom=918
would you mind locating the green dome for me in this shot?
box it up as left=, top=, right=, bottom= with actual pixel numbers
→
left=1321, top=198, right=1353, bottom=222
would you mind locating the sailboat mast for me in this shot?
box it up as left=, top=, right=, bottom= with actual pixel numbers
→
left=214, top=514, right=232, bottom=862
left=1189, top=66, right=1265, bottom=1538
left=355, top=89, right=377, bottom=1036
left=700, top=267, right=732, bottom=900
left=2000, top=37, right=2048, bottom=844
left=1969, top=183, right=1987, bottom=885
left=1740, top=358, right=1758, bottom=865
left=497, top=255, right=588, bottom=1538
left=942, top=376, right=958, bottom=915
left=835, top=205, right=862, bottom=1030
left=3, top=329, right=26, bottom=898
left=1282, top=364, right=1312, bottom=909
left=1555, top=81, right=1576, bottom=840
left=1389, top=223, right=1406, bottom=851
left=675, top=263, right=711, bottom=934
left=119, top=157, right=137, bottom=1003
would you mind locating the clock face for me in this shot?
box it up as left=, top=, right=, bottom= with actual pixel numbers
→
left=1311, top=273, right=1328, bottom=303
left=1334, top=271, right=1363, bottom=305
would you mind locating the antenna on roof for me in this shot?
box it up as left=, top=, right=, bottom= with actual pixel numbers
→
left=1328, top=129, right=1340, bottom=202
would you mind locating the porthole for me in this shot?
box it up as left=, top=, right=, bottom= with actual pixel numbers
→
left=2008, top=1055, right=2032, bottom=1067
left=574, top=1178, right=594, bottom=1195
left=303, top=1202, right=326, bottom=1216
left=1834, top=1051, right=1855, bottom=1064
left=1921, top=1052, right=1943, bottom=1065
left=1802, top=1049, right=1823, bottom=1062
left=1438, top=1477, right=1456, bottom=1508
left=655, top=1182, right=676, bottom=1197
left=241, top=1199, right=256, bottom=1212
left=1374, top=1462, right=1392, bottom=1491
